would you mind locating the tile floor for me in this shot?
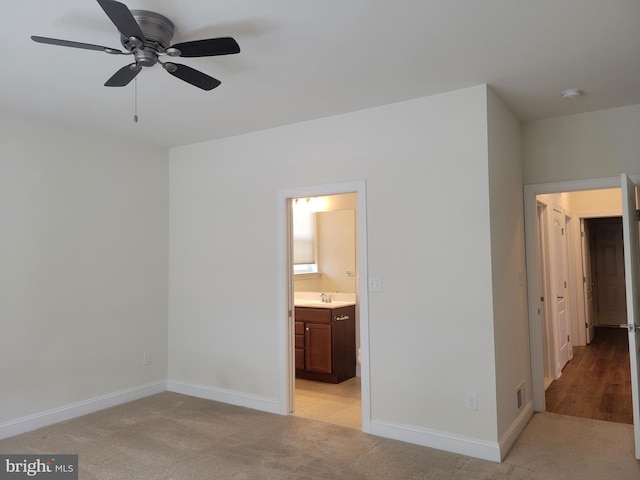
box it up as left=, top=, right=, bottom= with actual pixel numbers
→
left=292, top=377, right=362, bottom=429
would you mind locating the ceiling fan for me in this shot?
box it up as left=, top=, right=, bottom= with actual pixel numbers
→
left=31, top=0, right=240, bottom=91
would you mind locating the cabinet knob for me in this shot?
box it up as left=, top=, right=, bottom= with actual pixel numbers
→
left=306, top=327, right=309, bottom=331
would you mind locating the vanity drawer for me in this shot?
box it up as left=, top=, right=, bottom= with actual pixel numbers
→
left=295, top=307, right=331, bottom=323
left=295, top=321, right=305, bottom=335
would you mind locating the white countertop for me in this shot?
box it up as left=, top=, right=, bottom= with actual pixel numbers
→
left=294, top=291, right=356, bottom=309
left=294, top=299, right=356, bottom=309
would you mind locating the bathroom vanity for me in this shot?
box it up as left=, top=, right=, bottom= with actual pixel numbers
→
left=294, top=303, right=356, bottom=383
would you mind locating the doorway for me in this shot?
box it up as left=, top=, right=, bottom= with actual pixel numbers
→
left=524, top=175, right=640, bottom=458
left=292, top=193, right=360, bottom=427
left=536, top=192, right=635, bottom=425
left=588, top=217, right=628, bottom=328
left=276, top=180, right=371, bottom=433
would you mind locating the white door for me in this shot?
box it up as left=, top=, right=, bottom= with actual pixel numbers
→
left=538, top=203, right=553, bottom=386
left=621, top=174, right=640, bottom=459
left=581, top=219, right=595, bottom=344
left=552, top=208, right=571, bottom=376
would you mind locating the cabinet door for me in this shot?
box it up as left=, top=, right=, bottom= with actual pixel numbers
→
left=305, top=323, right=332, bottom=374
left=294, top=322, right=305, bottom=370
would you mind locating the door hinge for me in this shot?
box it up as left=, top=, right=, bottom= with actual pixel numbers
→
left=567, top=335, right=570, bottom=342
left=636, top=210, right=640, bottom=221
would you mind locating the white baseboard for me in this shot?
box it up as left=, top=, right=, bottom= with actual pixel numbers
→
left=498, top=401, right=534, bottom=460
left=0, top=382, right=167, bottom=440
left=167, top=380, right=281, bottom=414
left=369, top=400, right=535, bottom=463
left=369, top=419, right=502, bottom=462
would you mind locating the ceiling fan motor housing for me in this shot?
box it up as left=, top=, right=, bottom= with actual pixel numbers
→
left=120, top=10, right=174, bottom=66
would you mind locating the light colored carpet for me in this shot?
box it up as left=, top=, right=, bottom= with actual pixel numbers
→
left=1, top=392, right=639, bottom=479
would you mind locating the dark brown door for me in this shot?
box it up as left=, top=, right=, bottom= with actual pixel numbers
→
left=591, top=217, right=627, bottom=327
left=305, top=323, right=332, bottom=373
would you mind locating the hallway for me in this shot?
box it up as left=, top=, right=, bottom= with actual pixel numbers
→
left=545, top=327, right=633, bottom=424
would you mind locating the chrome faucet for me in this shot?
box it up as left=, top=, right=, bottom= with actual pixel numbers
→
left=320, top=293, right=331, bottom=303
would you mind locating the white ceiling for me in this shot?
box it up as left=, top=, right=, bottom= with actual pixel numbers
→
left=2, top=1, right=639, bottom=148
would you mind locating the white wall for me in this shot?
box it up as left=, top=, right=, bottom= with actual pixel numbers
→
left=169, top=85, right=504, bottom=448
left=523, top=104, right=640, bottom=184
left=0, top=115, right=169, bottom=426
left=567, top=189, right=622, bottom=217
left=486, top=87, right=530, bottom=447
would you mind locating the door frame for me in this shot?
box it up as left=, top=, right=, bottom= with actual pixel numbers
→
left=525, top=176, right=627, bottom=410
left=276, top=179, right=371, bottom=433
left=580, top=218, right=595, bottom=345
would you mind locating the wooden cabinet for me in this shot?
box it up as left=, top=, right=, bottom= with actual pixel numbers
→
left=294, top=304, right=356, bottom=383
left=305, top=323, right=332, bottom=373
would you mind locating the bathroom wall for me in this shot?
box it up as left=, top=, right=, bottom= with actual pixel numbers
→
left=293, top=193, right=358, bottom=293
left=316, top=210, right=356, bottom=293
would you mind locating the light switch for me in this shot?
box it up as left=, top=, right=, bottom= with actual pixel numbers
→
left=368, top=277, right=382, bottom=292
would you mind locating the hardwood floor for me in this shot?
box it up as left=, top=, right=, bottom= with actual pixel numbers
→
left=545, top=327, right=633, bottom=424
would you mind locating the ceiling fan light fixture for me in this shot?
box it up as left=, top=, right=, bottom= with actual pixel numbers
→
left=163, top=62, right=178, bottom=73
left=165, top=47, right=182, bottom=57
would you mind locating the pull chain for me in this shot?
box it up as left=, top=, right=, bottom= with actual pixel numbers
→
left=133, top=76, right=139, bottom=123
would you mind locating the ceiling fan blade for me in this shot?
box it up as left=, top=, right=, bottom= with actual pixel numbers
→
left=31, top=36, right=126, bottom=54
left=168, top=37, right=240, bottom=58
left=96, top=0, right=145, bottom=41
left=164, top=63, right=221, bottom=91
left=105, top=64, right=142, bottom=87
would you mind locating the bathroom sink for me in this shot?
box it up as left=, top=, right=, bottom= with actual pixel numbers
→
left=294, top=299, right=356, bottom=308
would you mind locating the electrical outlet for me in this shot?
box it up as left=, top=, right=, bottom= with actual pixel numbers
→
left=143, top=352, right=151, bottom=366
left=368, top=277, right=382, bottom=292
left=465, top=392, right=478, bottom=411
